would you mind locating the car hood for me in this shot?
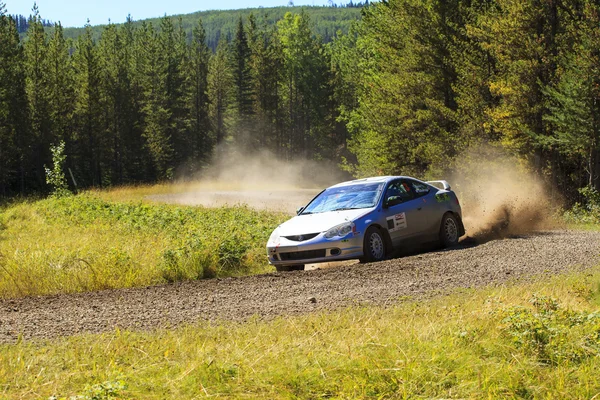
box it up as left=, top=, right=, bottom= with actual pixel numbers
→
left=278, top=208, right=372, bottom=235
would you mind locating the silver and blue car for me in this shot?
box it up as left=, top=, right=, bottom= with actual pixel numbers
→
left=266, top=176, right=465, bottom=271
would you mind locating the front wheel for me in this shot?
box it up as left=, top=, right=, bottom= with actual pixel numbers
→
left=439, top=213, right=459, bottom=247
left=360, top=226, right=386, bottom=263
left=275, top=264, right=305, bottom=272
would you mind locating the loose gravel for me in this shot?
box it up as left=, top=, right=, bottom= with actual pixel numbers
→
left=1, top=230, right=599, bottom=343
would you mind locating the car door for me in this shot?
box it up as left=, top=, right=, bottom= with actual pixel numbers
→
left=405, top=179, right=438, bottom=237
left=381, top=179, right=423, bottom=246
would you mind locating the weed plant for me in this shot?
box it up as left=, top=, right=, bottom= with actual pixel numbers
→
left=0, top=194, right=287, bottom=298
left=564, top=186, right=600, bottom=226
left=1, top=271, right=600, bottom=398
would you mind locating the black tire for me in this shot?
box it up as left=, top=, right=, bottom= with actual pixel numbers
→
left=439, top=213, right=460, bottom=247
left=360, top=226, right=386, bottom=263
left=275, top=264, right=305, bottom=272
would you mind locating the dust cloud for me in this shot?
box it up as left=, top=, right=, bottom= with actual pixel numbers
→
left=156, top=144, right=559, bottom=237
left=153, top=147, right=351, bottom=213
left=198, top=146, right=350, bottom=190
left=448, top=146, right=560, bottom=242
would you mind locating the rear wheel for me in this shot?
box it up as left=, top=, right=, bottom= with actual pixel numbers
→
left=360, top=226, right=386, bottom=263
left=275, top=264, right=305, bottom=272
left=439, top=213, right=459, bottom=247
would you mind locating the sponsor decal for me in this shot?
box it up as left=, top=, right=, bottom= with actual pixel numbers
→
left=341, top=239, right=349, bottom=243
left=436, top=193, right=450, bottom=203
left=386, top=212, right=407, bottom=232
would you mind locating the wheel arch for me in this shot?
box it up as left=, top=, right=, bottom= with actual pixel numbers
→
left=447, top=211, right=465, bottom=237
left=367, top=223, right=393, bottom=252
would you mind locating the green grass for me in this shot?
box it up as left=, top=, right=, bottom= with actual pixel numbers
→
left=0, top=193, right=288, bottom=298
left=1, top=271, right=600, bottom=399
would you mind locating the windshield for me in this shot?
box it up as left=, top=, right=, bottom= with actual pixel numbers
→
left=301, top=182, right=385, bottom=214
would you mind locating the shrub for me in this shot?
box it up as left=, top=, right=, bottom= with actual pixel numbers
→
left=44, top=141, right=72, bottom=198
left=563, top=186, right=600, bottom=224
left=498, top=295, right=600, bottom=364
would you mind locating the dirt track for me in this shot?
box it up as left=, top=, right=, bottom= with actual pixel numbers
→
left=1, top=230, right=599, bottom=343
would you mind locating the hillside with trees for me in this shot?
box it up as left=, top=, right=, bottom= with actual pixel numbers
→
left=1, top=0, right=599, bottom=202
left=54, top=5, right=362, bottom=50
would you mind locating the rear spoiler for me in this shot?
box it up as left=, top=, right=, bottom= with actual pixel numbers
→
left=426, top=180, right=451, bottom=190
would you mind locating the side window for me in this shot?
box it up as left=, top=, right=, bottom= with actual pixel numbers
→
left=384, top=180, right=415, bottom=206
left=407, top=179, right=430, bottom=198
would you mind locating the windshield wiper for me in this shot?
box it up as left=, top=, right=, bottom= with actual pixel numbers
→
left=331, top=207, right=363, bottom=211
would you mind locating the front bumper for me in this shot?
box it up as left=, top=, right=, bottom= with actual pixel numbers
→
left=266, top=232, right=364, bottom=266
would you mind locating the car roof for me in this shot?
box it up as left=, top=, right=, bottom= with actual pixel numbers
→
left=328, top=176, right=413, bottom=189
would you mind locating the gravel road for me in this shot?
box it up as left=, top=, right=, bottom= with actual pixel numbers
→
left=1, top=230, right=599, bottom=343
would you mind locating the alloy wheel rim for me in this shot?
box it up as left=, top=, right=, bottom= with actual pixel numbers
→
left=369, top=232, right=384, bottom=260
left=444, top=218, right=458, bottom=243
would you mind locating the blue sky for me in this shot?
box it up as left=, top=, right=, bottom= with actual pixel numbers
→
left=6, top=0, right=332, bottom=28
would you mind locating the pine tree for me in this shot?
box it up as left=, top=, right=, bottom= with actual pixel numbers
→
left=24, top=3, right=53, bottom=190
left=278, top=10, right=348, bottom=160
left=98, top=22, right=129, bottom=184
left=208, top=37, right=234, bottom=146
left=452, top=0, right=500, bottom=152
left=126, top=16, right=153, bottom=182
left=137, top=21, right=174, bottom=180
left=47, top=22, right=75, bottom=185
left=72, top=20, right=103, bottom=186
left=0, top=3, right=23, bottom=195
left=247, top=13, right=283, bottom=151
left=544, top=0, right=600, bottom=191
left=186, top=17, right=212, bottom=166
left=482, top=0, right=562, bottom=168
left=334, top=0, right=465, bottom=176
left=232, top=16, right=255, bottom=147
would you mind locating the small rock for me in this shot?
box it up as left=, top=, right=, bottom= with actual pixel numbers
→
left=308, top=297, right=317, bottom=303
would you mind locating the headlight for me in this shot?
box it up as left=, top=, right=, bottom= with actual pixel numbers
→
left=324, top=222, right=355, bottom=239
left=268, top=228, right=280, bottom=245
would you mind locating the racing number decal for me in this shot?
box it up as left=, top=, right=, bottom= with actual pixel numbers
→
left=386, top=212, right=407, bottom=232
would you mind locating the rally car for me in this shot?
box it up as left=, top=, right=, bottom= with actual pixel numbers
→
left=266, top=176, right=465, bottom=271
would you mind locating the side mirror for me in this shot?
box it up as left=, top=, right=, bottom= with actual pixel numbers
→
left=296, top=206, right=304, bottom=215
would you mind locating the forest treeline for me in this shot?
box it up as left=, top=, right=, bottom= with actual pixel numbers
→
left=47, top=5, right=362, bottom=51
left=0, top=2, right=351, bottom=195
left=1, top=0, right=600, bottom=200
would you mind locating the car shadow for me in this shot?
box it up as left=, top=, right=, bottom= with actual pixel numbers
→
left=385, top=230, right=561, bottom=261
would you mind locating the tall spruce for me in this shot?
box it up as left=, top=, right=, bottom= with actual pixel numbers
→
left=24, top=3, right=52, bottom=189
left=544, top=0, right=600, bottom=191
left=0, top=4, right=28, bottom=195
left=482, top=0, right=562, bottom=168
left=98, top=22, right=132, bottom=184
left=247, top=13, right=283, bottom=150
left=186, top=17, right=212, bottom=166
left=232, top=16, right=255, bottom=147
left=208, top=37, right=234, bottom=146
left=47, top=22, right=75, bottom=186
left=159, top=17, right=189, bottom=170
left=278, top=11, right=331, bottom=159
left=137, top=21, right=173, bottom=180
left=72, top=21, right=103, bottom=186
left=334, top=0, right=463, bottom=176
